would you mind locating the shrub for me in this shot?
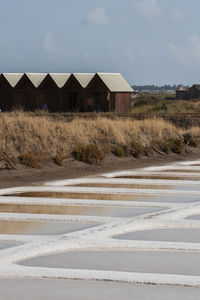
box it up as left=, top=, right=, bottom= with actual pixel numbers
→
left=160, top=142, right=171, bottom=154
left=112, top=145, right=125, bottom=157
left=20, top=153, right=41, bottom=168
left=169, top=138, right=183, bottom=154
left=73, top=144, right=104, bottom=165
left=183, top=133, right=199, bottom=147
left=131, top=142, right=144, bottom=158
left=53, top=155, right=63, bottom=166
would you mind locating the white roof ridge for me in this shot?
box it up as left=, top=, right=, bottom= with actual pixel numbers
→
left=25, top=73, right=47, bottom=75
left=97, top=72, right=121, bottom=75
left=73, top=73, right=95, bottom=75
left=49, top=73, right=71, bottom=75
left=2, top=72, right=23, bottom=75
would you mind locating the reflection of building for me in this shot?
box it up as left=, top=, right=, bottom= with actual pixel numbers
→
left=0, top=73, right=133, bottom=112
left=176, top=85, right=188, bottom=100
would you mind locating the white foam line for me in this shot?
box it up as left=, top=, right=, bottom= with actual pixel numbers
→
left=1, top=185, right=200, bottom=196
left=1, top=265, right=200, bottom=288
left=0, top=197, right=173, bottom=209
left=44, top=177, right=200, bottom=187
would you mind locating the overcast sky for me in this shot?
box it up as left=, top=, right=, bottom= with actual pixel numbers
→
left=0, top=0, right=200, bottom=85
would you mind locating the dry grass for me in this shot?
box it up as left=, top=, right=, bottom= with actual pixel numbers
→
left=0, top=111, right=198, bottom=165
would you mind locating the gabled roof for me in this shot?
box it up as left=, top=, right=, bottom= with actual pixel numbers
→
left=49, top=73, right=71, bottom=88
left=25, top=73, right=47, bottom=87
left=177, top=85, right=187, bottom=91
left=96, top=73, right=134, bottom=92
left=73, top=73, right=95, bottom=88
left=2, top=73, right=23, bottom=87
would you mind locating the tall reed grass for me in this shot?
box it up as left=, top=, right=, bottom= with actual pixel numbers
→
left=0, top=111, right=198, bottom=164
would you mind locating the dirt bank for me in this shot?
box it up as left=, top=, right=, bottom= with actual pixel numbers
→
left=0, top=147, right=199, bottom=189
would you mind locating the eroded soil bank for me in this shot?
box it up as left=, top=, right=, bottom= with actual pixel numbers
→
left=0, top=147, right=199, bottom=189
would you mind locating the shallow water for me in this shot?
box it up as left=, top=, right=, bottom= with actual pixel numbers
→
left=0, top=221, right=96, bottom=235
left=0, top=279, right=199, bottom=300
left=0, top=204, right=162, bottom=218
left=114, top=228, right=200, bottom=243
left=73, top=183, right=173, bottom=189
left=0, top=242, right=17, bottom=250
left=2, top=160, right=200, bottom=295
left=7, top=191, right=148, bottom=201
left=20, top=250, right=200, bottom=276
left=72, top=183, right=200, bottom=191
left=186, top=214, right=200, bottom=220
left=163, top=169, right=200, bottom=173
left=5, top=191, right=200, bottom=203
left=116, top=175, right=200, bottom=180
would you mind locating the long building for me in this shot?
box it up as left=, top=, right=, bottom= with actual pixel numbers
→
left=0, top=73, right=133, bottom=113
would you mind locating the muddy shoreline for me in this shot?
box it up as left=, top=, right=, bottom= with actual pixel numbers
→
left=0, top=147, right=199, bottom=189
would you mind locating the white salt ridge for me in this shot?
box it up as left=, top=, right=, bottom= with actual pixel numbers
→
left=1, top=185, right=200, bottom=196
left=45, top=177, right=200, bottom=187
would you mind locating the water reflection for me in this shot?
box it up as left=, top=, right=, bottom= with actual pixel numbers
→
left=116, top=175, right=200, bottom=180
left=0, top=221, right=96, bottom=235
left=73, top=183, right=172, bottom=189
left=0, top=204, right=162, bottom=218
left=164, top=169, right=200, bottom=173
left=7, top=192, right=151, bottom=201
left=5, top=192, right=200, bottom=203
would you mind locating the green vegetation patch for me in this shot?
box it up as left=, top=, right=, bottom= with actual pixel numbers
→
left=73, top=144, right=104, bottom=165
left=112, top=145, right=125, bottom=157
left=131, top=142, right=144, bottom=158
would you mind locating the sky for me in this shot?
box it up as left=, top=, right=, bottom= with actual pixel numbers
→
left=0, top=0, right=200, bottom=86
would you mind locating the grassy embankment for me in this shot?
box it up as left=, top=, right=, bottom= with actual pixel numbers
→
left=0, top=111, right=199, bottom=168
left=132, top=92, right=200, bottom=114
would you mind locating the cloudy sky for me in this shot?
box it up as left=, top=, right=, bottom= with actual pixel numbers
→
left=0, top=0, right=200, bottom=85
